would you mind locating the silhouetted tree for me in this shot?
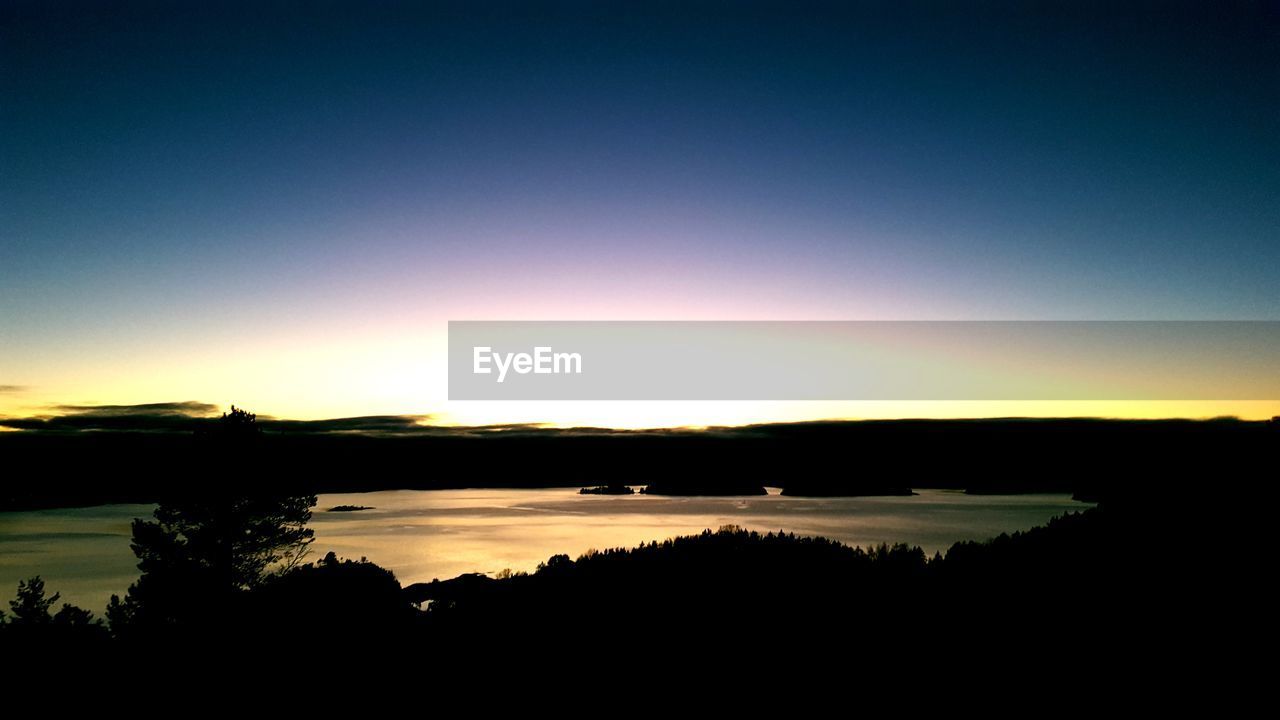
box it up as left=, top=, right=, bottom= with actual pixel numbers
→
left=108, top=406, right=316, bottom=638
left=241, top=551, right=415, bottom=642
left=194, top=404, right=263, bottom=439
left=8, top=576, right=59, bottom=625
left=2, top=576, right=107, bottom=645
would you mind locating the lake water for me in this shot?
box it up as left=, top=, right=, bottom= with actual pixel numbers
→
left=0, top=488, right=1088, bottom=613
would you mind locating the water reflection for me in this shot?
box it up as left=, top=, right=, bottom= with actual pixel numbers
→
left=0, top=488, right=1087, bottom=611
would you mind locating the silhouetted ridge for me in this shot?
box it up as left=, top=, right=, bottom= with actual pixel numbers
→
left=579, top=485, right=635, bottom=495
left=781, top=481, right=913, bottom=496
left=640, top=481, right=768, bottom=496
left=4, top=498, right=1237, bottom=679
left=3, top=416, right=1272, bottom=510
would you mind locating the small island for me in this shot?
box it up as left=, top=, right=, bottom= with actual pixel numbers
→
left=641, top=482, right=768, bottom=496
left=579, top=485, right=636, bottom=495
left=327, top=505, right=375, bottom=512
left=780, top=482, right=913, bottom=497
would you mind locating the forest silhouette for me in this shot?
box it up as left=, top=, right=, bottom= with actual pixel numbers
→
left=1, top=499, right=1195, bottom=668
left=0, top=406, right=1269, bottom=670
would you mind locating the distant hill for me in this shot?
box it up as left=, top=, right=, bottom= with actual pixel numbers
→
left=640, top=481, right=767, bottom=496
left=1, top=416, right=1273, bottom=509
left=781, top=481, right=913, bottom=496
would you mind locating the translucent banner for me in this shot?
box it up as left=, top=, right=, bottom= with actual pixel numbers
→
left=448, top=321, right=1280, bottom=400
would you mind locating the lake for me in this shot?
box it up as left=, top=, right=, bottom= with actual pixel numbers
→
left=0, top=488, right=1088, bottom=613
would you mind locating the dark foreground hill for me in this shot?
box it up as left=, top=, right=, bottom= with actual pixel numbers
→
left=4, top=487, right=1257, bottom=699
left=409, top=505, right=1156, bottom=656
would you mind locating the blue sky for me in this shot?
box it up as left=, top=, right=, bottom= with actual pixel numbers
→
left=2, top=1, right=1277, bottom=422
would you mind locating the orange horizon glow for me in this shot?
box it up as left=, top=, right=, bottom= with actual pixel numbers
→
left=5, top=317, right=1278, bottom=430
left=2, top=395, right=1277, bottom=431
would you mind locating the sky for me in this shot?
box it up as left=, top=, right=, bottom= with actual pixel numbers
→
left=2, top=1, right=1278, bottom=426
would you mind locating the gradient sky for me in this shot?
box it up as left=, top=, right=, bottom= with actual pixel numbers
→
left=2, top=1, right=1278, bottom=425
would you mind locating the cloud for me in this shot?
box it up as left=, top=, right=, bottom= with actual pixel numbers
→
left=0, top=401, right=674, bottom=437
left=0, top=402, right=1258, bottom=437
left=255, top=417, right=634, bottom=437
left=0, top=385, right=29, bottom=394
left=50, top=401, right=219, bottom=417
left=0, top=402, right=551, bottom=436
left=259, top=415, right=438, bottom=434
left=1, top=401, right=219, bottom=432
